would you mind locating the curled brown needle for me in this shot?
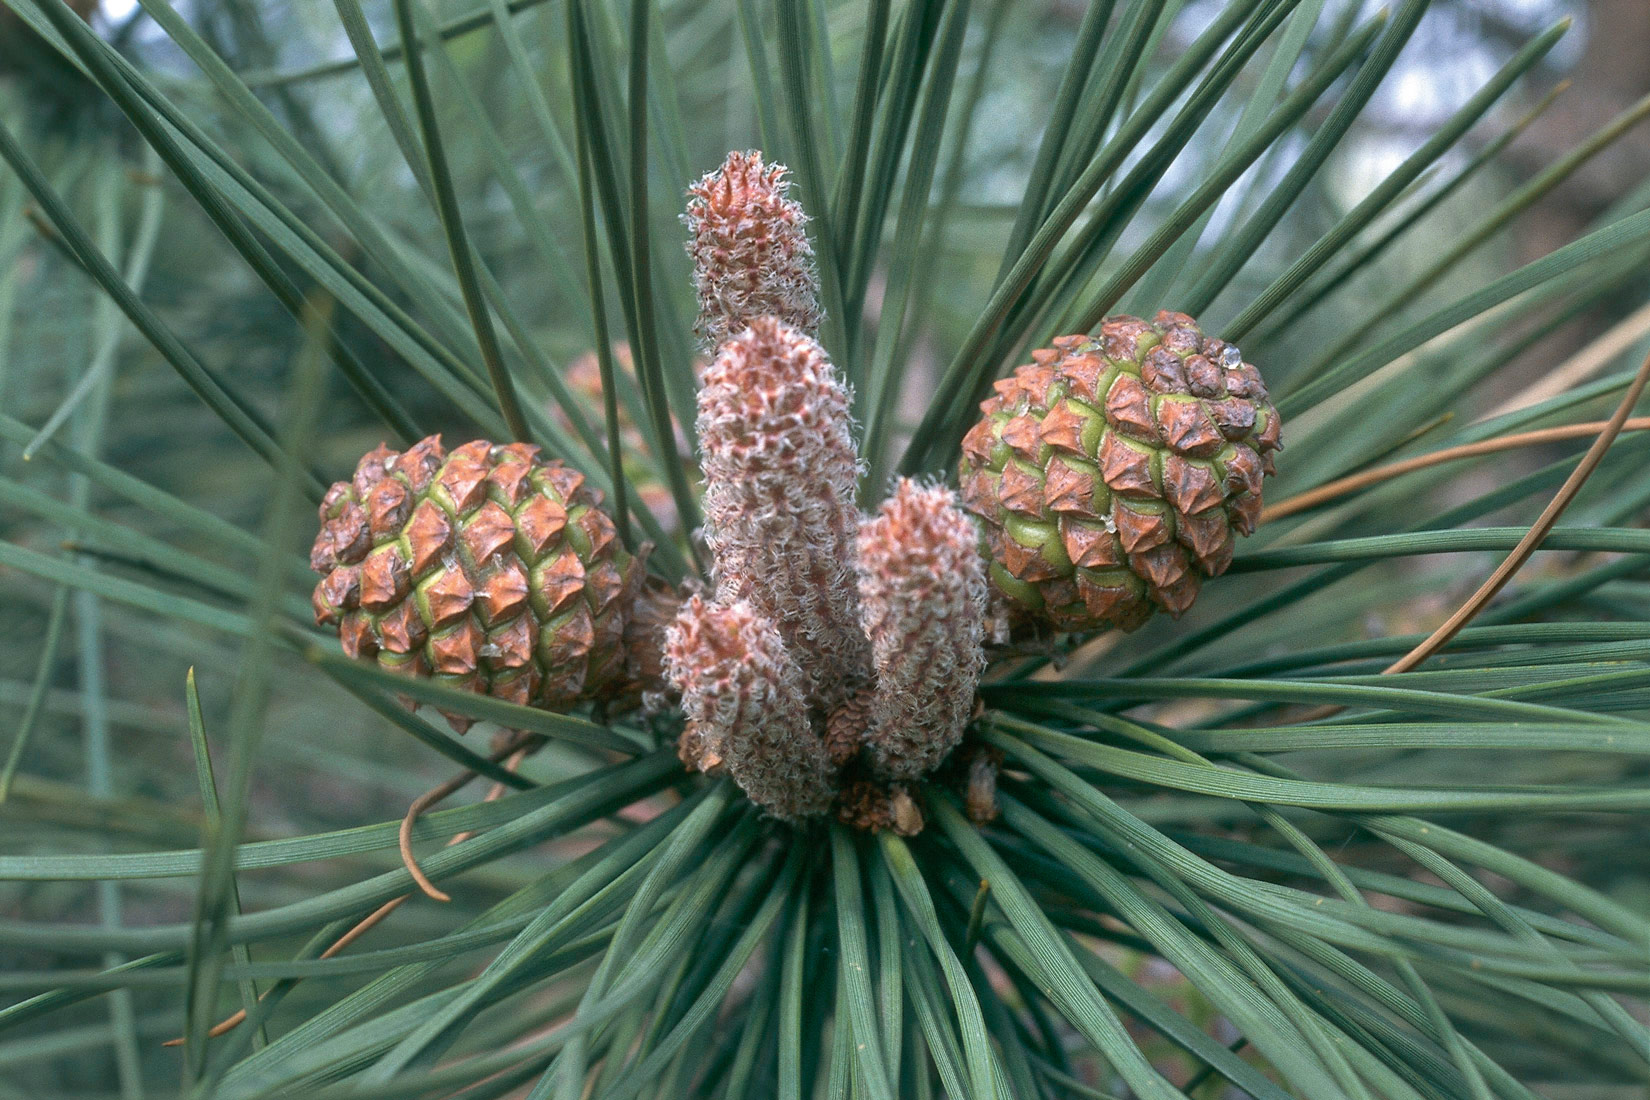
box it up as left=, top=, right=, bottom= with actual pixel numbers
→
left=1283, top=348, right=1650, bottom=724
left=1261, top=417, right=1650, bottom=523
left=1380, top=349, right=1650, bottom=675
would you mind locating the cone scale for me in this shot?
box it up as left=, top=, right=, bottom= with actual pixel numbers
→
left=959, top=311, right=1281, bottom=634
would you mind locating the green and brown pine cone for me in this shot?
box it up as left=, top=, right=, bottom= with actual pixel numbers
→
left=958, top=310, right=1281, bottom=633
left=310, top=436, right=645, bottom=730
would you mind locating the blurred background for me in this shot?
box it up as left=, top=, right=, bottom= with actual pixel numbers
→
left=2, top=1, right=1648, bottom=1095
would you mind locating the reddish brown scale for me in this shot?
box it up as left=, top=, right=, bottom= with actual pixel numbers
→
left=958, top=310, right=1282, bottom=634
left=835, top=780, right=923, bottom=837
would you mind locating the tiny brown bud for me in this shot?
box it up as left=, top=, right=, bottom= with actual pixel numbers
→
left=890, top=788, right=924, bottom=837
left=965, top=749, right=1001, bottom=825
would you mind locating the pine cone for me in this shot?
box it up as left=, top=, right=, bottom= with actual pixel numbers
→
left=310, top=436, right=644, bottom=730
left=823, top=683, right=875, bottom=770
left=856, top=478, right=987, bottom=781
left=958, top=311, right=1281, bottom=633
left=684, top=150, right=823, bottom=352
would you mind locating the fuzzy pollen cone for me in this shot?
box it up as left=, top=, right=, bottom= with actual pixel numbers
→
left=697, top=316, right=871, bottom=707
left=958, top=311, right=1281, bottom=634
left=856, top=478, right=987, bottom=781
left=665, top=595, right=833, bottom=821
left=684, top=150, right=823, bottom=352
left=308, top=436, right=643, bottom=731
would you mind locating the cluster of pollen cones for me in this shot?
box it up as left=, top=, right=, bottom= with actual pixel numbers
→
left=667, top=314, right=992, bottom=832
left=309, top=149, right=1281, bottom=832
left=670, top=152, right=994, bottom=830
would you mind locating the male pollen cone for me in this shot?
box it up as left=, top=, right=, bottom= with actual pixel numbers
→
left=683, top=150, right=823, bottom=352
left=856, top=478, right=988, bottom=781
left=665, top=595, right=834, bottom=821
left=696, top=316, right=871, bottom=710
